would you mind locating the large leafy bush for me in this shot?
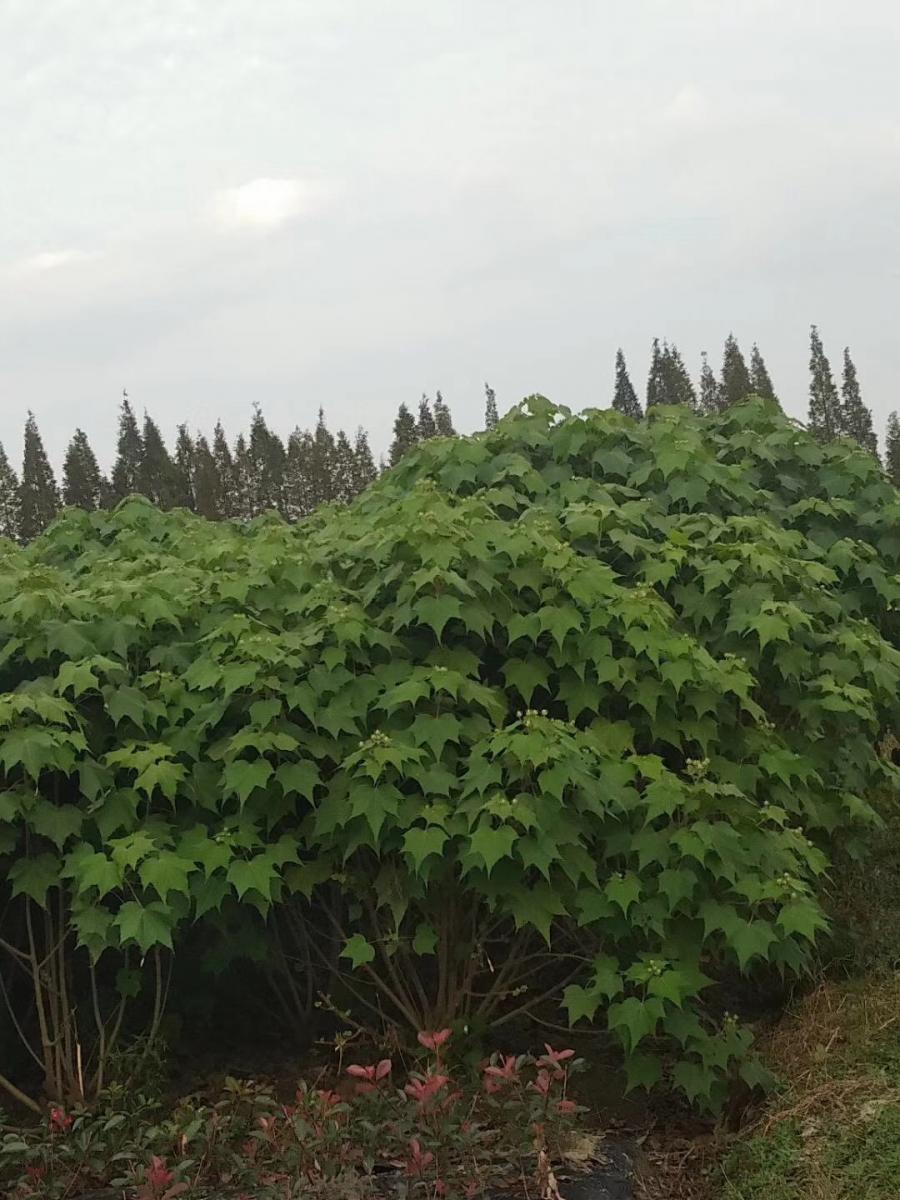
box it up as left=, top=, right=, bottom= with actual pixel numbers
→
left=1, top=396, right=899, bottom=1108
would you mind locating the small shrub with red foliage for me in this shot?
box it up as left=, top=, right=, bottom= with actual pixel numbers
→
left=1, top=1032, right=588, bottom=1199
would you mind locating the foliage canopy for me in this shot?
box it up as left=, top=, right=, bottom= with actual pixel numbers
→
left=2, top=395, right=899, bottom=1108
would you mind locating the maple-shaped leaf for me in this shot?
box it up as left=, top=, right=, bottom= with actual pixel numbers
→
left=403, top=826, right=449, bottom=873
left=222, top=759, right=274, bottom=807
left=409, top=713, right=462, bottom=760
left=71, top=904, right=116, bottom=960
left=276, top=760, right=321, bottom=802
left=224, top=856, right=273, bottom=905
left=192, top=874, right=230, bottom=918
left=29, top=800, right=83, bottom=849
left=415, top=595, right=463, bottom=641
left=341, top=932, right=376, bottom=969
left=606, top=872, right=642, bottom=915
left=134, top=759, right=187, bottom=802
left=606, top=996, right=665, bottom=1054
left=139, top=852, right=195, bottom=899
left=562, top=983, right=601, bottom=1024
left=509, top=881, right=568, bottom=944
left=466, top=823, right=518, bottom=874
left=624, top=1053, right=663, bottom=1095
left=503, top=657, right=549, bottom=702
left=104, top=685, right=148, bottom=729
left=115, top=900, right=175, bottom=952
left=8, top=853, right=61, bottom=907
left=56, top=659, right=99, bottom=698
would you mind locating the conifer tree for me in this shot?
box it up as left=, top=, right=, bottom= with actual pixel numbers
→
left=646, top=339, right=666, bottom=409
left=308, top=408, right=336, bottom=509
left=485, top=383, right=499, bottom=429
left=0, top=442, right=20, bottom=542
left=332, top=430, right=357, bottom=503
left=352, top=428, right=377, bottom=495
left=192, top=435, right=220, bottom=520
left=807, top=325, right=843, bottom=443
left=172, top=424, right=195, bottom=509
left=284, top=429, right=313, bottom=520
left=417, top=396, right=437, bottom=441
left=139, top=413, right=178, bottom=509
left=434, top=391, right=455, bottom=435
left=661, top=343, right=696, bottom=408
left=698, top=351, right=722, bottom=414
left=389, top=403, right=419, bottom=465
left=247, top=405, right=285, bottom=515
left=232, top=433, right=254, bottom=520
left=839, top=347, right=878, bottom=456
left=212, top=421, right=235, bottom=518
left=749, top=343, right=778, bottom=402
left=612, top=349, right=642, bottom=418
left=19, top=412, right=60, bottom=542
left=719, top=334, right=753, bottom=408
left=885, top=413, right=900, bottom=487
left=111, top=394, right=143, bottom=501
left=62, top=429, right=103, bottom=510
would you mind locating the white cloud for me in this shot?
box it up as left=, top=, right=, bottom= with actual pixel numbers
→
left=208, top=177, right=327, bottom=232
left=13, top=248, right=96, bottom=275
left=662, top=84, right=708, bottom=126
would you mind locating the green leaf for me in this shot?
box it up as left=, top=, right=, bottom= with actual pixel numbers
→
left=139, top=853, right=195, bottom=899
left=412, top=922, right=438, bottom=955
left=8, top=853, right=61, bottom=907
left=466, top=823, right=518, bottom=874
left=607, top=996, right=665, bottom=1054
left=341, top=933, right=376, bottom=969
left=115, top=900, right=174, bottom=952
left=606, top=872, right=642, bottom=915
left=29, top=801, right=83, bottom=849
left=624, top=1053, right=663, bottom=1094
left=227, top=855, right=277, bottom=901
left=56, top=659, right=99, bottom=698
left=65, top=850, right=122, bottom=899
left=222, top=759, right=274, bottom=807
left=403, top=826, right=449, bottom=873
left=503, top=657, right=549, bottom=702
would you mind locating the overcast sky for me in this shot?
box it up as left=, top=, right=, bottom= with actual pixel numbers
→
left=1, top=0, right=898, bottom=469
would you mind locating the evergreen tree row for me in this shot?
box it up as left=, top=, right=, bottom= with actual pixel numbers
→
left=612, top=329, right=885, bottom=465
left=0, top=398, right=391, bottom=544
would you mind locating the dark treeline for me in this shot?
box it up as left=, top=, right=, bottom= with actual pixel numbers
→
left=0, top=390, right=465, bottom=544
left=614, top=327, right=897, bottom=481
left=1, top=328, right=897, bottom=545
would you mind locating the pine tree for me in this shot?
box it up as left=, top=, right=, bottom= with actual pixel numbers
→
left=840, top=347, right=877, bottom=456
left=247, top=405, right=285, bottom=515
left=110, top=394, right=143, bottom=501
left=885, top=413, right=900, bottom=487
left=485, top=383, right=499, bottom=429
left=434, top=391, right=455, bottom=435
left=807, top=325, right=843, bottom=443
left=62, top=429, right=103, bottom=510
left=308, top=408, right=336, bottom=508
left=749, top=343, right=778, bottom=403
left=212, top=421, right=235, bottom=518
left=661, top=343, right=696, bottom=408
left=612, top=349, right=642, bottom=418
left=646, top=339, right=666, bottom=408
left=352, top=428, right=377, bottom=495
left=332, top=430, right=357, bottom=503
left=139, top=413, right=178, bottom=509
left=720, top=334, right=753, bottom=408
left=0, top=443, right=20, bottom=542
left=284, top=429, right=313, bottom=520
left=417, top=396, right=437, bottom=441
left=172, top=424, right=195, bottom=509
left=192, top=435, right=220, bottom=520
left=389, top=403, right=419, bottom=465
left=232, top=433, right=254, bottom=520
left=698, top=352, right=722, bottom=414
left=19, top=412, right=60, bottom=542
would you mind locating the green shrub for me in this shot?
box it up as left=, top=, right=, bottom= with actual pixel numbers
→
left=1, top=395, right=899, bottom=1110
